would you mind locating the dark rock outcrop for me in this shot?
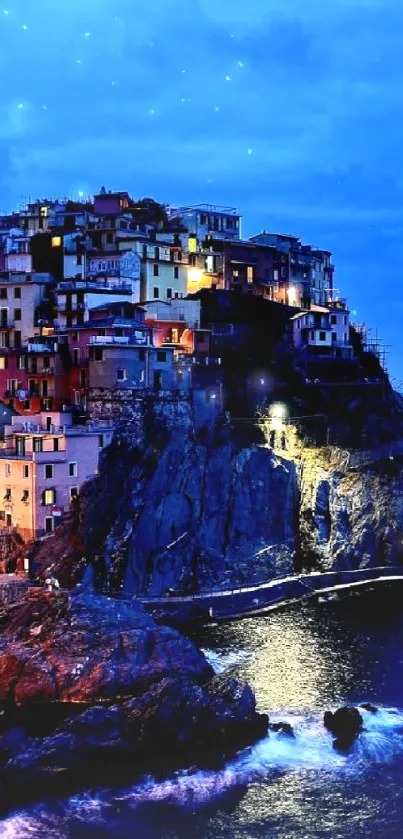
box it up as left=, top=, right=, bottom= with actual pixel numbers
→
left=269, top=721, right=295, bottom=737
left=361, top=703, right=378, bottom=714
left=324, top=706, right=363, bottom=751
left=0, top=590, right=268, bottom=810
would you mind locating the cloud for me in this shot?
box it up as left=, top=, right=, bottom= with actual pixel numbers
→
left=1, top=0, right=403, bottom=376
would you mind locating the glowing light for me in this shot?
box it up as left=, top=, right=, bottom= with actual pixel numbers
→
left=225, top=75, right=231, bottom=81
left=247, top=148, right=253, bottom=156
left=22, top=23, right=28, bottom=30
left=42, top=105, right=47, bottom=111
left=188, top=268, right=203, bottom=283
left=269, top=402, right=288, bottom=422
left=287, top=285, right=298, bottom=306
left=214, top=106, right=220, bottom=112
left=260, top=379, right=265, bottom=386
left=237, top=61, right=244, bottom=68
left=76, top=59, right=82, bottom=64
left=149, top=108, right=155, bottom=115
left=17, top=103, right=24, bottom=110
left=78, top=190, right=84, bottom=199
left=84, top=31, right=91, bottom=37
left=3, top=9, right=9, bottom=15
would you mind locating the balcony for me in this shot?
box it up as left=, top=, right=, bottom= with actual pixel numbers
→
left=58, top=280, right=133, bottom=293
left=89, top=334, right=149, bottom=346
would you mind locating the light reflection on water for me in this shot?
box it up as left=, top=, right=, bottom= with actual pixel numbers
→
left=4, top=586, right=403, bottom=838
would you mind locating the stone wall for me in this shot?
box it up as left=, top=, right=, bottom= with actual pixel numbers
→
left=88, top=387, right=214, bottom=445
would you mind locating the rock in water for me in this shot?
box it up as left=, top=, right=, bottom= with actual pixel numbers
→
left=324, top=706, right=363, bottom=751
left=0, top=590, right=268, bottom=810
left=269, top=722, right=295, bottom=737
left=361, top=702, right=378, bottom=713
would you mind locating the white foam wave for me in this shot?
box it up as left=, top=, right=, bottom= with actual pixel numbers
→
left=201, top=647, right=252, bottom=674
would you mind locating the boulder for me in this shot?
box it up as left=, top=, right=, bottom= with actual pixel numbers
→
left=324, top=706, right=363, bottom=751
left=0, top=590, right=268, bottom=810
left=269, top=721, right=295, bottom=737
left=361, top=703, right=378, bottom=714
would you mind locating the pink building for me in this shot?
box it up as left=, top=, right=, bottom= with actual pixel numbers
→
left=0, top=411, right=113, bottom=540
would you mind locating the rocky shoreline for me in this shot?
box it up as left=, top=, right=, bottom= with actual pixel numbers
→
left=0, top=590, right=268, bottom=812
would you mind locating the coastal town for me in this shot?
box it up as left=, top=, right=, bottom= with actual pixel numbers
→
left=0, top=189, right=381, bottom=551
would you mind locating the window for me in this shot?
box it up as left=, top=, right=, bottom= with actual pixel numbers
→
left=23, top=465, right=29, bottom=479
left=43, top=488, right=56, bottom=506
left=52, top=236, right=62, bottom=248
left=106, top=232, right=114, bottom=244
left=117, top=368, right=126, bottom=381
left=0, top=357, right=6, bottom=370
left=33, top=437, right=43, bottom=453
left=5, top=464, right=11, bottom=478
left=77, top=254, right=82, bottom=266
left=281, top=266, right=287, bottom=278
left=171, top=328, right=178, bottom=343
left=70, top=487, right=79, bottom=501
left=152, top=264, right=160, bottom=279
left=344, top=316, right=348, bottom=325
left=174, top=266, right=179, bottom=279
left=319, top=331, right=326, bottom=341
left=4, top=488, right=11, bottom=501
left=72, top=348, right=80, bottom=365
left=166, top=288, right=172, bottom=299
left=99, top=434, right=104, bottom=448
left=80, top=369, right=86, bottom=388
left=157, top=350, right=166, bottom=362
left=153, top=286, right=159, bottom=299
left=23, top=399, right=30, bottom=411
left=22, top=490, right=29, bottom=504
left=139, top=349, right=146, bottom=361
left=0, top=289, right=7, bottom=300
left=71, top=331, right=78, bottom=341
left=93, top=348, right=103, bottom=362
left=45, top=464, right=54, bottom=479
left=232, top=269, right=239, bottom=279
left=53, top=438, right=59, bottom=452
left=247, top=266, right=254, bottom=284
left=330, top=315, right=337, bottom=325
left=18, top=356, right=25, bottom=370
left=273, top=269, right=279, bottom=281
left=69, top=462, right=77, bottom=478
left=14, top=288, right=21, bottom=299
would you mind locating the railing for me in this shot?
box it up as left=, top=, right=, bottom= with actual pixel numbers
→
left=89, top=335, right=149, bottom=346
left=57, top=280, right=133, bottom=293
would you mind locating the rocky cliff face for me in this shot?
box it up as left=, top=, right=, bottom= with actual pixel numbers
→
left=0, top=591, right=268, bottom=809
left=298, top=445, right=403, bottom=571
left=30, top=420, right=403, bottom=594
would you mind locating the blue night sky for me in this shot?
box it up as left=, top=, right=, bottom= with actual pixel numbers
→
left=0, top=1, right=401, bottom=381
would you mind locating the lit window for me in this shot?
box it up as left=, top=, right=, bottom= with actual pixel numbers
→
left=40, top=206, right=48, bottom=218
left=0, top=357, right=6, bottom=370
left=188, top=236, right=197, bottom=254
left=51, top=236, right=62, bottom=248
left=43, top=488, right=56, bottom=506
left=247, top=266, right=254, bottom=284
